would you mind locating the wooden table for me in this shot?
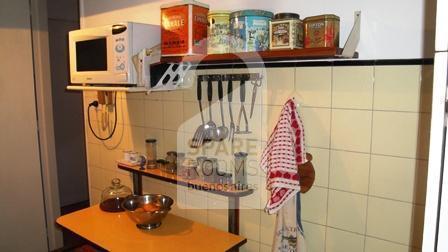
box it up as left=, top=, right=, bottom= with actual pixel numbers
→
left=57, top=205, right=246, bottom=252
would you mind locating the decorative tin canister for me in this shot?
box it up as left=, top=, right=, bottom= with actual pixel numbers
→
left=230, top=9, right=273, bottom=53
left=303, top=14, right=340, bottom=48
left=207, top=11, right=231, bottom=54
left=270, top=13, right=304, bottom=50
left=161, top=0, right=209, bottom=56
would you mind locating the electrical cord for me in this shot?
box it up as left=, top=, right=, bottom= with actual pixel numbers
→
left=87, top=92, right=118, bottom=141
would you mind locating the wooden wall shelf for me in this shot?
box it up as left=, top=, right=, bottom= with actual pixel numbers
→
left=157, top=47, right=356, bottom=66
left=117, top=162, right=253, bottom=197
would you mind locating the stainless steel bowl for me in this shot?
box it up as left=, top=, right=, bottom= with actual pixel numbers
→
left=121, top=194, right=174, bottom=230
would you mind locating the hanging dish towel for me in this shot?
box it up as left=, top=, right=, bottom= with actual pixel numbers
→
left=261, top=98, right=307, bottom=252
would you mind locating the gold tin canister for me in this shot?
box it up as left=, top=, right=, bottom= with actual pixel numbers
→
left=207, top=10, right=231, bottom=54
left=304, top=14, right=340, bottom=48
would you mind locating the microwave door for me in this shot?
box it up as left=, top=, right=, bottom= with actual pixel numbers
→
left=75, top=38, right=108, bottom=72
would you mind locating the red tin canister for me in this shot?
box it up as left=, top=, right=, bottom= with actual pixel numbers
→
left=161, top=0, right=209, bottom=56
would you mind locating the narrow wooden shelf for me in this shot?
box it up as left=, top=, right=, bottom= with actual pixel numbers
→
left=117, top=162, right=253, bottom=197
left=157, top=47, right=355, bottom=65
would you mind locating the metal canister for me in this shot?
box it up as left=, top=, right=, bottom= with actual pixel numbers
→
left=303, top=14, right=340, bottom=48
left=161, top=0, right=209, bottom=56
left=270, top=13, right=304, bottom=50
left=207, top=10, right=231, bottom=54
left=230, top=9, right=273, bottom=52
left=233, top=152, right=248, bottom=190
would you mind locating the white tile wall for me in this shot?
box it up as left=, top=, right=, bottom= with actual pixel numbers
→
left=325, top=227, right=365, bottom=252
left=327, top=190, right=368, bottom=234
left=331, top=109, right=372, bottom=153
left=332, top=66, right=374, bottom=110
left=373, top=65, right=422, bottom=112
left=329, top=150, right=370, bottom=194
left=84, top=64, right=431, bottom=252
left=295, top=67, right=332, bottom=107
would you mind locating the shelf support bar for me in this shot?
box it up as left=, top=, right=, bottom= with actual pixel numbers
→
left=228, top=197, right=240, bottom=235
left=132, top=173, right=143, bottom=195
left=341, top=11, right=361, bottom=58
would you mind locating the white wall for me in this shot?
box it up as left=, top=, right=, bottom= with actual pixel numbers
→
left=80, top=0, right=436, bottom=59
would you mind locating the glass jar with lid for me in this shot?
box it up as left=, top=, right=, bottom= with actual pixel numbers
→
left=99, top=178, right=133, bottom=212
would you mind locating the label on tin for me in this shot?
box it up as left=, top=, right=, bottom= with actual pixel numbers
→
left=271, top=22, right=290, bottom=47
left=161, top=5, right=189, bottom=55
left=192, top=5, right=208, bottom=54
left=230, top=16, right=270, bottom=52
left=161, top=4, right=208, bottom=55
left=305, top=19, right=339, bottom=48
left=207, top=15, right=230, bottom=54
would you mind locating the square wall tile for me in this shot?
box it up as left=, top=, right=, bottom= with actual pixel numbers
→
left=295, top=67, right=332, bottom=107
left=365, top=237, right=410, bottom=252
left=240, top=239, right=260, bottom=252
left=370, top=155, right=428, bottom=204
left=99, top=146, right=123, bottom=171
left=325, top=227, right=365, bottom=252
left=89, top=167, right=106, bottom=191
left=87, top=143, right=101, bottom=167
left=260, top=211, right=276, bottom=245
left=127, top=126, right=145, bottom=153
left=307, top=147, right=329, bottom=187
left=181, top=69, right=198, bottom=102
left=372, top=111, right=430, bottom=159
left=240, top=209, right=261, bottom=242
left=327, top=190, right=367, bottom=234
left=298, top=107, right=331, bottom=148
left=207, top=197, right=228, bottom=232
left=264, top=67, right=295, bottom=105
left=183, top=101, right=203, bottom=134
left=124, top=99, right=145, bottom=127
left=301, top=186, right=328, bottom=225
left=374, top=65, right=422, bottom=112
left=302, top=222, right=326, bottom=252
left=366, top=197, right=424, bottom=246
left=144, top=100, right=163, bottom=129
left=162, top=130, right=181, bottom=155
left=261, top=105, right=282, bottom=141
left=260, top=244, right=272, bottom=252
left=331, top=109, right=372, bottom=153
left=332, top=66, right=374, bottom=109
left=163, top=100, right=184, bottom=131
left=162, top=89, right=183, bottom=101
left=329, top=150, right=370, bottom=194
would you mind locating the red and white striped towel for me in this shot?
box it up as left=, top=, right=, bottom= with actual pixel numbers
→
left=261, top=98, right=307, bottom=214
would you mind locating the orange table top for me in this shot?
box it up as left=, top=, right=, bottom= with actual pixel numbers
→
left=57, top=205, right=246, bottom=252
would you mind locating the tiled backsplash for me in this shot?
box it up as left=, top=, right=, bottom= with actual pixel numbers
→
left=83, top=64, right=433, bottom=252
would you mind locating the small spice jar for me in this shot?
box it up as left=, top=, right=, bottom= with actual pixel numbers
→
left=181, top=158, right=199, bottom=180
left=303, top=14, right=340, bottom=48
left=165, top=151, right=177, bottom=174
left=270, top=12, right=304, bottom=50
left=145, top=139, right=157, bottom=169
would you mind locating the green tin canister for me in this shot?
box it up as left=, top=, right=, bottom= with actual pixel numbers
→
left=207, top=10, right=231, bottom=54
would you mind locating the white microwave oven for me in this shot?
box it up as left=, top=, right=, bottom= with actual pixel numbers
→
left=68, top=22, right=159, bottom=86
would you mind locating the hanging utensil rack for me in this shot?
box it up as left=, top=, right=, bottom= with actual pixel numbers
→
left=197, top=73, right=263, bottom=82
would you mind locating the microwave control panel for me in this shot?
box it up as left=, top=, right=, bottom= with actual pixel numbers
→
left=113, top=35, right=128, bottom=73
